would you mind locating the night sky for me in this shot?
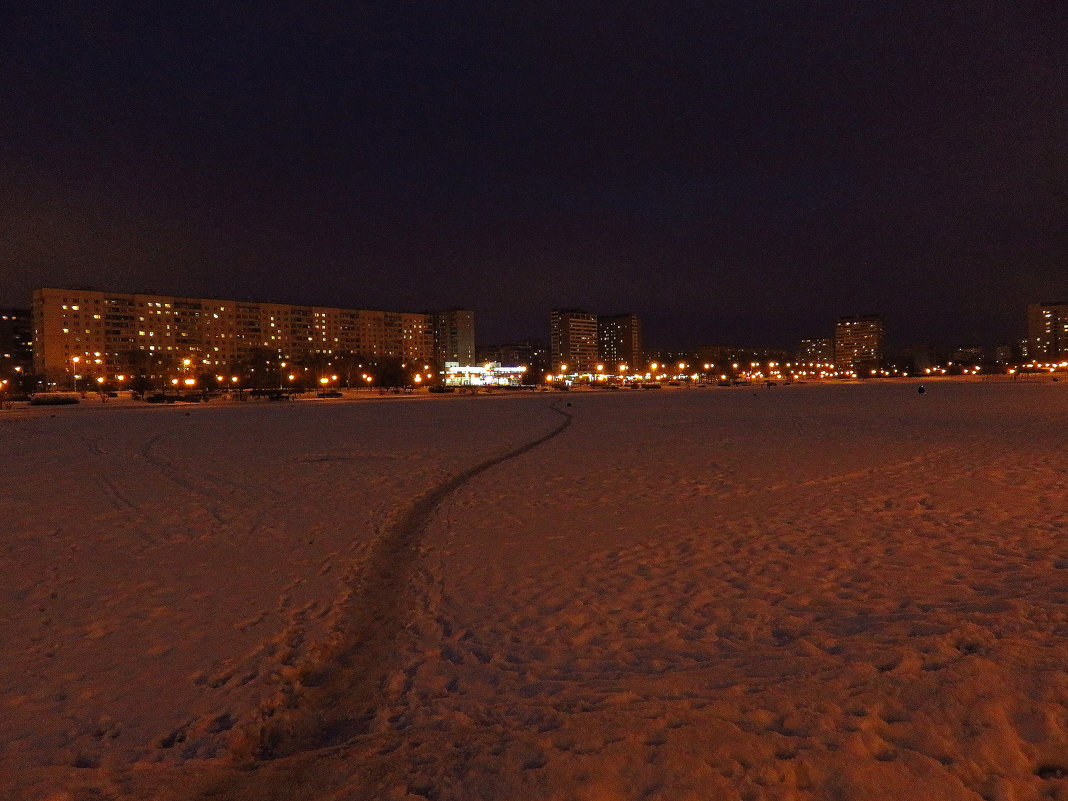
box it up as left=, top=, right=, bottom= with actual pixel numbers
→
left=2, top=2, right=1065, bottom=348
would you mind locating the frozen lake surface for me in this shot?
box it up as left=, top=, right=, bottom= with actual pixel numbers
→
left=2, top=382, right=1066, bottom=800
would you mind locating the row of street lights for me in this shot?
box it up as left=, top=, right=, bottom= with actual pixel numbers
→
left=65, top=352, right=385, bottom=391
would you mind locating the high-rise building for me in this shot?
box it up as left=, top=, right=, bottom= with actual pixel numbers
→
left=32, top=288, right=433, bottom=385
left=797, top=337, right=834, bottom=367
left=0, top=308, right=33, bottom=376
left=834, top=315, right=885, bottom=373
left=1027, top=302, right=1068, bottom=360
left=597, top=313, right=643, bottom=371
left=432, top=309, right=476, bottom=366
left=549, top=309, right=598, bottom=373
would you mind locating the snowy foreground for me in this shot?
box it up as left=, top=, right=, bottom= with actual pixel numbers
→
left=2, top=382, right=1066, bottom=801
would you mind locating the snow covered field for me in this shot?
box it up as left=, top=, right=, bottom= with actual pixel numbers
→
left=2, top=382, right=1066, bottom=801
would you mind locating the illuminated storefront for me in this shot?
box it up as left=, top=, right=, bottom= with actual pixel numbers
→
left=443, top=362, right=527, bottom=387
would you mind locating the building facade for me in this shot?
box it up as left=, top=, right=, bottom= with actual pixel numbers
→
left=480, top=339, right=549, bottom=373
left=0, top=308, right=33, bottom=377
left=549, top=309, right=598, bottom=373
left=432, top=308, right=476, bottom=366
left=797, top=337, right=834, bottom=367
left=834, top=315, right=885, bottom=373
left=32, top=288, right=434, bottom=385
left=597, top=313, right=643, bottom=370
left=1027, top=301, right=1068, bottom=361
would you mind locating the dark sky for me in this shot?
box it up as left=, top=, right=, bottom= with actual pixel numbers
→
left=2, top=2, right=1065, bottom=348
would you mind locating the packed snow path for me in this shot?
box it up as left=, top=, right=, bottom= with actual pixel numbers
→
left=244, top=401, right=572, bottom=762
left=1, top=382, right=1065, bottom=801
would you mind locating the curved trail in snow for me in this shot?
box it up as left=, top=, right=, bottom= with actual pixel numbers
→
left=238, top=401, right=575, bottom=765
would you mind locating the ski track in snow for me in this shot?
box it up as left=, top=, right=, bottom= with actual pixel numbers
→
left=222, top=402, right=574, bottom=764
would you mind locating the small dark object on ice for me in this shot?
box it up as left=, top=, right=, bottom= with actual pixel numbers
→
left=917, top=385, right=926, bottom=395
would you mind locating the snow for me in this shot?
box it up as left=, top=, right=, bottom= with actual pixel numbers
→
left=1, top=381, right=1066, bottom=800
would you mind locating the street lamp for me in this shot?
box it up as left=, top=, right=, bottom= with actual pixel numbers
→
left=71, top=356, right=80, bottom=391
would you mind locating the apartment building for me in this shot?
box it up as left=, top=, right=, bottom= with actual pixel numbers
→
left=0, top=308, right=33, bottom=375
left=834, top=315, right=885, bottom=372
left=549, top=309, right=599, bottom=373
left=1027, top=301, right=1068, bottom=361
left=797, top=337, right=834, bottom=367
left=597, top=313, right=643, bottom=371
left=32, top=288, right=433, bottom=384
left=432, top=308, right=476, bottom=365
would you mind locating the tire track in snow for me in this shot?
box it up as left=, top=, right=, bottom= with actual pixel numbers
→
left=238, top=402, right=574, bottom=762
